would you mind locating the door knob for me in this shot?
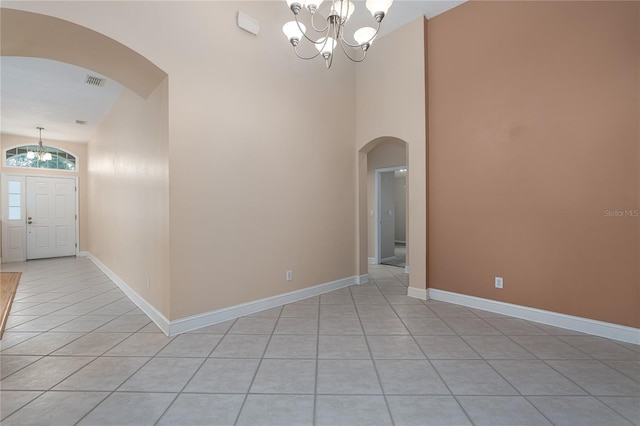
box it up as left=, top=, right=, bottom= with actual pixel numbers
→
left=28, top=220, right=33, bottom=224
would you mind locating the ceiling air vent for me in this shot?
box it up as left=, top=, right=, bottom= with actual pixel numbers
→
left=85, top=75, right=105, bottom=87
left=75, top=120, right=87, bottom=125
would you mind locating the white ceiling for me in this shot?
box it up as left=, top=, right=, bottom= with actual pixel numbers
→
left=0, top=56, right=124, bottom=143
left=0, top=0, right=463, bottom=144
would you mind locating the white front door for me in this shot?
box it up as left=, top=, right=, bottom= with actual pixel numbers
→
left=26, top=176, right=76, bottom=260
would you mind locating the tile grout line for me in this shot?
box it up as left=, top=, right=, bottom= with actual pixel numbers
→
left=4, top=277, right=133, bottom=336
left=153, top=318, right=238, bottom=425
left=72, top=330, right=177, bottom=425
left=314, top=297, right=322, bottom=426
left=3, top=259, right=639, bottom=425
left=349, top=277, right=396, bottom=425
left=594, top=395, right=640, bottom=425
left=231, top=310, right=282, bottom=426
left=430, top=300, right=556, bottom=425
left=377, top=269, right=477, bottom=426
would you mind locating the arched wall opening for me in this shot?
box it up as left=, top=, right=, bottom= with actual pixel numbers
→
left=0, top=8, right=167, bottom=99
left=358, top=135, right=427, bottom=296
left=1, top=7, right=172, bottom=320
left=362, top=138, right=408, bottom=266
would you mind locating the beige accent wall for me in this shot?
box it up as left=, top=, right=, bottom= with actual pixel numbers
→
left=366, top=141, right=406, bottom=258
left=0, top=133, right=88, bottom=258
left=428, top=1, right=639, bottom=327
left=164, top=2, right=356, bottom=318
left=356, top=18, right=428, bottom=290
left=87, top=80, right=170, bottom=317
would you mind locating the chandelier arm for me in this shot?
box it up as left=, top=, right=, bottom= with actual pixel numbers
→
left=345, top=0, right=352, bottom=25
left=338, top=39, right=367, bottom=63
left=340, top=21, right=382, bottom=48
left=293, top=44, right=325, bottom=61
left=309, top=9, right=330, bottom=33
left=335, top=16, right=343, bottom=40
left=296, top=14, right=330, bottom=45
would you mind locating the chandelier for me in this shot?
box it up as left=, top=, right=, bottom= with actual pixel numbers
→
left=27, top=127, right=52, bottom=162
left=282, top=0, right=393, bottom=68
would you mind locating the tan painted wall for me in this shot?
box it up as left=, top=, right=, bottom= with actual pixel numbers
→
left=366, top=141, right=406, bottom=258
left=87, top=80, right=170, bottom=317
left=356, top=18, right=427, bottom=290
left=0, top=133, right=88, bottom=259
left=164, top=2, right=356, bottom=318
left=428, top=1, right=640, bottom=327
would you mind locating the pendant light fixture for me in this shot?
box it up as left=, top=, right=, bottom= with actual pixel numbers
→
left=27, top=127, right=52, bottom=162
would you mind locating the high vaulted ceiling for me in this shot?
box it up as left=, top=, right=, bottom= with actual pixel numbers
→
left=0, top=1, right=464, bottom=144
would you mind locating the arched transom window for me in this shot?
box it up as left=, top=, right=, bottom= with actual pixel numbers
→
left=5, top=145, right=77, bottom=171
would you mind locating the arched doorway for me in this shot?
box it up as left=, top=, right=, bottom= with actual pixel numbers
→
left=1, top=8, right=166, bottom=99
left=358, top=137, right=424, bottom=288
left=1, top=8, right=169, bottom=261
left=1, top=8, right=171, bottom=319
left=366, top=139, right=408, bottom=267
left=357, top=136, right=428, bottom=300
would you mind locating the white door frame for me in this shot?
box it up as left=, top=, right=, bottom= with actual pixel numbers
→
left=374, top=166, right=406, bottom=265
left=1, top=172, right=79, bottom=263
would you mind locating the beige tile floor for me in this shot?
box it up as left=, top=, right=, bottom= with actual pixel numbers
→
left=0, top=257, right=638, bottom=425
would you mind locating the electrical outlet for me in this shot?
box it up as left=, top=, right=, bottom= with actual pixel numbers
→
left=286, top=270, right=293, bottom=281
left=495, top=276, right=503, bottom=289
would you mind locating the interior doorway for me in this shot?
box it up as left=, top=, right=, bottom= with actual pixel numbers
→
left=376, top=166, right=407, bottom=267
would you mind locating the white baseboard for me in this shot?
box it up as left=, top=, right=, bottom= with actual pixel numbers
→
left=170, top=275, right=361, bottom=335
left=356, top=274, right=369, bottom=284
left=87, top=252, right=362, bottom=337
left=404, top=265, right=410, bottom=274
left=77, top=251, right=89, bottom=257
left=429, top=288, right=640, bottom=345
left=368, top=257, right=378, bottom=264
left=407, top=286, right=428, bottom=300
left=87, top=253, right=171, bottom=335
left=380, top=256, right=397, bottom=263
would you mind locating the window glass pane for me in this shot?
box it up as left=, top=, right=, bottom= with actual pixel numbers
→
left=8, top=181, right=21, bottom=193
left=4, top=146, right=76, bottom=171
left=9, top=194, right=20, bottom=207
left=9, top=206, right=21, bottom=220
